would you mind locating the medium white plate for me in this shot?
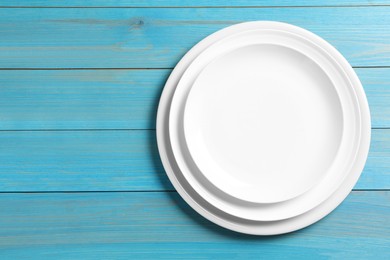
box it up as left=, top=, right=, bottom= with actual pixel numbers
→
left=157, top=22, right=371, bottom=234
left=169, top=26, right=361, bottom=221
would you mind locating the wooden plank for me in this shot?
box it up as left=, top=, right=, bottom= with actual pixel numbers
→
left=0, top=191, right=388, bottom=259
left=0, top=129, right=387, bottom=192
left=358, top=68, right=390, bottom=128
left=0, top=69, right=170, bottom=130
left=1, top=0, right=389, bottom=7
left=0, top=130, right=169, bottom=192
left=0, top=7, right=389, bottom=68
left=0, top=68, right=388, bottom=130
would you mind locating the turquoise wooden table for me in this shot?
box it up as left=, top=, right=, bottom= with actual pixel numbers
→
left=0, top=1, right=389, bottom=259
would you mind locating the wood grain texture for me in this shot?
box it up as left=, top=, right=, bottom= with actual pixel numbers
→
left=359, top=68, right=390, bottom=128
left=0, top=130, right=169, bottom=192
left=0, top=7, right=390, bottom=68
left=0, top=68, right=388, bottom=130
left=0, top=69, right=170, bottom=130
left=1, top=0, right=389, bottom=7
left=0, top=191, right=388, bottom=259
left=0, top=129, right=387, bottom=192
left=0, top=2, right=388, bottom=257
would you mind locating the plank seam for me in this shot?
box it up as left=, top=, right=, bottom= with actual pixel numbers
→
left=0, top=128, right=386, bottom=132
left=0, top=129, right=156, bottom=132
left=0, top=5, right=390, bottom=8
left=0, top=189, right=386, bottom=193
left=0, top=190, right=177, bottom=193
left=0, top=68, right=173, bottom=71
left=0, top=66, right=389, bottom=70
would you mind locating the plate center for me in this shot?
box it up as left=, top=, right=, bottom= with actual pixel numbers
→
left=183, top=44, right=343, bottom=203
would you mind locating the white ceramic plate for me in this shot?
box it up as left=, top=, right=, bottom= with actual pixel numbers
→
left=157, top=21, right=371, bottom=234
left=184, top=43, right=348, bottom=203
left=169, top=27, right=361, bottom=221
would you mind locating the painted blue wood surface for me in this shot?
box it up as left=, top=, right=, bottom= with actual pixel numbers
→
left=0, top=7, right=390, bottom=68
left=0, top=129, right=388, bottom=191
left=0, top=70, right=170, bottom=130
left=0, top=192, right=389, bottom=259
left=0, top=2, right=389, bottom=258
left=0, top=68, right=389, bottom=130
left=1, top=0, right=389, bottom=7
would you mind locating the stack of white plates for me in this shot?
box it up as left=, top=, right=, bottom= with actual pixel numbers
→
left=156, top=21, right=371, bottom=235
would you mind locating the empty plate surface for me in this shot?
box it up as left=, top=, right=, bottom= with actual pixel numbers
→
left=157, top=21, right=371, bottom=234
left=185, top=44, right=343, bottom=204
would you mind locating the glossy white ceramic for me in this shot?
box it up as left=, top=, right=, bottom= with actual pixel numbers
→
left=157, top=21, right=371, bottom=234
left=185, top=44, right=343, bottom=203
left=169, top=27, right=361, bottom=221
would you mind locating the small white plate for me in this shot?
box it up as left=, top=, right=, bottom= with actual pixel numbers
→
left=157, top=21, right=371, bottom=234
left=184, top=43, right=345, bottom=203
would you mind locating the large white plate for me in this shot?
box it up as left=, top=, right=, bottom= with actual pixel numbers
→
left=157, top=22, right=370, bottom=234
